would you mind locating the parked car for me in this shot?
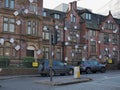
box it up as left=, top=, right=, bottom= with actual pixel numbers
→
left=80, top=60, right=106, bottom=74
left=38, top=59, right=74, bottom=76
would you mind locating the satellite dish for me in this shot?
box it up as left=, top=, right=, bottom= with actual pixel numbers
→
left=0, top=38, right=4, bottom=45
left=55, top=25, right=58, bottom=29
left=99, top=55, right=102, bottom=59
left=113, top=47, right=116, bottom=51
left=24, top=9, right=29, bottom=14
left=74, top=26, right=77, bottom=29
left=64, top=27, right=67, bottom=31
left=109, top=54, right=111, bottom=57
left=67, top=36, right=71, bottom=41
left=82, top=57, right=85, bottom=61
left=90, top=38, right=94, bottom=41
left=16, top=20, right=21, bottom=25
left=29, top=0, right=33, bottom=3
left=65, top=57, right=68, bottom=61
left=109, top=39, right=111, bottom=42
left=102, top=27, right=104, bottom=30
left=83, top=45, right=87, bottom=50
left=65, top=42, right=69, bottom=45
left=76, top=34, right=79, bottom=38
left=15, top=45, right=20, bottom=51
left=72, top=52, right=74, bottom=57
left=14, top=11, right=19, bottom=16
left=107, top=20, right=110, bottom=23
left=10, top=38, right=14, bottom=43
left=75, top=45, right=78, bottom=48
left=43, top=26, right=47, bottom=30
left=37, top=49, right=42, bottom=55
left=105, top=48, right=108, bottom=51
left=52, top=52, right=54, bottom=56
left=98, top=41, right=101, bottom=44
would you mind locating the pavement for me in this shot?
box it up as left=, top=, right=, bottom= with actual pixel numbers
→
left=0, top=74, right=92, bottom=86
left=35, top=77, right=92, bottom=86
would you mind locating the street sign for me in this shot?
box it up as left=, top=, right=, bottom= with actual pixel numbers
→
left=32, top=62, right=38, bottom=67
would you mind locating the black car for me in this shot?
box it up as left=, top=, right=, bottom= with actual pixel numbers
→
left=38, top=60, right=74, bottom=76
left=80, top=60, right=106, bottom=74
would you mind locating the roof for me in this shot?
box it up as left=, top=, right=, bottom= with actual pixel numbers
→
left=43, top=8, right=66, bottom=19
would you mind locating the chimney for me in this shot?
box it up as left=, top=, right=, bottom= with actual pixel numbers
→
left=69, top=1, right=77, bottom=10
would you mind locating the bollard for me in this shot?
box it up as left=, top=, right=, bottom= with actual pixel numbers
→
left=74, top=66, right=80, bottom=78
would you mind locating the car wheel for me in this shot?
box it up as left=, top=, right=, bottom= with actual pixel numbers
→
left=101, top=68, right=106, bottom=73
left=86, top=68, right=92, bottom=74
left=68, top=69, right=74, bottom=75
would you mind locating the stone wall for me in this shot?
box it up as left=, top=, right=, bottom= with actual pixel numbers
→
left=0, top=68, right=38, bottom=76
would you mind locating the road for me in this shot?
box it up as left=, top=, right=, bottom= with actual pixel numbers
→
left=0, top=70, right=120, bottom=90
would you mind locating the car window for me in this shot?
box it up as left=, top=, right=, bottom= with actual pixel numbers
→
left=92, top=61, right=99, bottom=65
left=53, top=61, right=64, bottom=66
left=58, top=62, right=64, bottom=66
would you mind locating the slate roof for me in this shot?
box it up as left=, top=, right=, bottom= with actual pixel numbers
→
left=43, top=8, right=66, bottom=19
left=43, top=8, right=120, bottom=30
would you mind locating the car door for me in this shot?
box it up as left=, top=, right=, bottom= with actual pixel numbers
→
left=89, top=60, right=97, bottom=71
left=92, top=60, right=100, bottom=71
left=52, top=61, right=64, bottom=74
left=57, top=61, right=66, bottom=73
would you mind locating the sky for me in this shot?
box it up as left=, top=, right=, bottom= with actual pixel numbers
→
left=43, top=0, right=111, bottom=12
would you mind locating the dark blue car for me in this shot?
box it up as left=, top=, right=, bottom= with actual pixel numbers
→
left=80, top=60, right=106, bottom=74
left=38, top=60, right=74, bottom=76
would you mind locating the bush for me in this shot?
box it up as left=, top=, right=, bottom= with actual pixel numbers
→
left=0, top=57, right=10, bottom=67
left=22, top=57, right=35, bottom=68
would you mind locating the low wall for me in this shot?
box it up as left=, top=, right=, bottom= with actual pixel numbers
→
left=0, top=68, right=38, bottom=76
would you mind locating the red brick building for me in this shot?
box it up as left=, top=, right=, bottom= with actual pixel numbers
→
left=0, top=0, right=120, bottom=69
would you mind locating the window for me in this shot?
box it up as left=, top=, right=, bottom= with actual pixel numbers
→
left=112, top=34, right=118, bottom=44
left=0, top=48, right=3, bottom=56
left=5, top=0, right=14, bottom=9
left=0, top=42, right=16, bottom=56
left=105, top=22, right=116, bottom=30
left=43, top=26, right=50, bottom=40
left=56, top=48, right=61, bottom=60
left=57, top=30, right=61, bottom=41
left=54, top=14, right=60, bottom=19
left=3, top=17, right=15, bottom=33
left=43, top=11, right=47, bottom=17
left=29, top=1, right=37, bottom=13
left=104, top=33, right=109, bottom=44
left=89, top=30, right=96, bottom=37
left=86, top=13, right=91, bottom=20
left=90, top=41, right=96, bottom=53
left=70, top=14, right=76, bottom=22
left=43, top=47, right=49, bottom=59
left=43, top=32, right=50, bottom=40
left=27, top=21, right=37, bottom=35
left=113, top=51, right=118, bottom=57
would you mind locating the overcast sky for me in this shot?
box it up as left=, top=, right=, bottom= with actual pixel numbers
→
left=43, top=0, right=111, bottom=12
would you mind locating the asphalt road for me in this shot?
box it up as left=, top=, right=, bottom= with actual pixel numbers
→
left=0, top=70, right=120, bottom=90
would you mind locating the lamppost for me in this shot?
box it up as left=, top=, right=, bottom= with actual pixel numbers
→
left=49, top=18, right=58, bottom=82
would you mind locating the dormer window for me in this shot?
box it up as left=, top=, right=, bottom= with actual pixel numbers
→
left=54, top=14, right=60, bottom=19
left=85, top=13, right=91, bottom=20
left=29, top=1, right=38, bottom=13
